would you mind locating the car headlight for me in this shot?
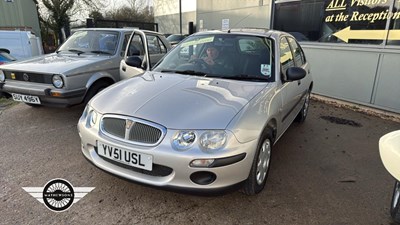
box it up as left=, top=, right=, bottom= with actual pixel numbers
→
left=52, top=74, right=64, bottom=88
left=87, top=108, right=98, bottom=128
left=171, top=131, right=196, bottom=151
left=0, top=70, right=5, bottom=82
left=199, top=130, right=227, bottom=151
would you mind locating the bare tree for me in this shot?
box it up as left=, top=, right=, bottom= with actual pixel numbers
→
left=103, top=0, right=153, bottom=23
left=38, top=0, right=105, bottom=44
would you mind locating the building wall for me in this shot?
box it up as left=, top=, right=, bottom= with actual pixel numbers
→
left=0, top=0, right=41, bottom=38
left=154, top=0, right=272, bottom=33
left=154, top=0, right=196, bottom=34
left=303, top=44, right=400, bottom=113
left=155, top=12, right=196, bottom=34
left=197, top=0, right=271, bottom=31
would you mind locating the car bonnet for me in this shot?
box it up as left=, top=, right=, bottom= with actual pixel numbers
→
left=91, top=72, right=268, bottom=130
left=0, top=53, right=113, bottom=75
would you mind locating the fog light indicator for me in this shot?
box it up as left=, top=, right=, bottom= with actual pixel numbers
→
left=190, top=159, right=215, bottom=168
left=50, top=91, right=62, bottom=97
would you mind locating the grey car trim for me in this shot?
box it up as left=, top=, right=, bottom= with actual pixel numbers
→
left=208, top=153, right=247, bottom=168
left=65, top=67, right=120, bottom=77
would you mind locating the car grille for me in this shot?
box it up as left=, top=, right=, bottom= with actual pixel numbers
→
left=99, top=155, right=173, bottom=177
left=4, top=70, right=52, bottom=84
left=101, top=116, right=166, bottom=146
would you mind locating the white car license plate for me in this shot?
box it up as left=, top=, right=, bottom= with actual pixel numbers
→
left=97, top=141, right=153, bottom=171
left=11, top=93, right=41, bottom=104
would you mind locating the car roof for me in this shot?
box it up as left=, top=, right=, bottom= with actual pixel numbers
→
left=74, top=28, right=164, bottom=35
left=191, top=28, right=292, bottom=39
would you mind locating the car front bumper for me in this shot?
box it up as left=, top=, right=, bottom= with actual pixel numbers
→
left=0, top=80, right=86, bottom=107
left=77, top=119, right=259, bottom=192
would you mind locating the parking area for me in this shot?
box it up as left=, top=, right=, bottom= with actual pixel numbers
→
left=0, top=98, right=399, bottom=224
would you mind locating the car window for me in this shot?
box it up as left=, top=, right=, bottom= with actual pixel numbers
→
left=121, top=33, right=131, bottom=56
left=127, top=33, right=145, bottom=57
left=146, top=35, right=167, bottom=54
left=58, top=30, right=119, bottom=55
left=153, top=34, right=274, bottom=82
left=280, top=37, right=295, bottom=75
left=239, top=39, right=258, bottom=51
left=0, top=52, right=16, bottom=61
left=287, top=37, right=305, bottom=67
left=166, top=35, right=186, bottom=42
left=158, top=38, right=167, bottom=54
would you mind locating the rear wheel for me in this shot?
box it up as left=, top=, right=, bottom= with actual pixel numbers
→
left=242, top=130, right=273, bottom=195
left=390, top=180, right=400, bottom=222
left=83, top=80, right=110, bottom=105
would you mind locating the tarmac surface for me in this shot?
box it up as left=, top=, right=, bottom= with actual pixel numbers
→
left=0, top=98, right=399, bottom=225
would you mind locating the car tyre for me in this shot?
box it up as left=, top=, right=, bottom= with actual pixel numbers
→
left=83, top=80, right=110, bottom=105
left=242, top=129, right=273, bottom=195
left=391, top=180, right=400, bottom=222
left=295, top=90, right=311, bottom=123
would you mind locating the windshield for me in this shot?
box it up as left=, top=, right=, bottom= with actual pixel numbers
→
left=58, top=30, right=119, bottom=55
left=0, top=52, right=16, bottom=61
left=154, top=34, right=274, bottom=81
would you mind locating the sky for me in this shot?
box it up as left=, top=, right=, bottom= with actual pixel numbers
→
left=105, top=0, right=152, bottom=12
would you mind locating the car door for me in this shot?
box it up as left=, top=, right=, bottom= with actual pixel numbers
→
left=277, top=36, right=302, bottom=132
left=120, top=30, right=150, bottom=80
left=146, top=34, right=169, bottom=68
left=287, top=36, right=310, bottom=97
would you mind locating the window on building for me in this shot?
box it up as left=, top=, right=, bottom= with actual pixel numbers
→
left=387, top=0, right=400, bottom=45
left=274, top=0, right=400, bottom=46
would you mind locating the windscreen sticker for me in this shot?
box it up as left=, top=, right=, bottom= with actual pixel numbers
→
left=181, top=36, right=214, bottom=48
left=261, top=64, right=271, bottom=77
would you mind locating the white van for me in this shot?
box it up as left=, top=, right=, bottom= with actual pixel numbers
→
left=0, top=30, right=44, bottom=60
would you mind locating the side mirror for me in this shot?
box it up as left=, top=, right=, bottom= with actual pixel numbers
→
left=285, top=67, right=306, bottom=82
left=125, top=56, right=143, bottom=68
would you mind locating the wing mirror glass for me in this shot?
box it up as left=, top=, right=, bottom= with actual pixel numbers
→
left=125, top=56, right=143, bottom=68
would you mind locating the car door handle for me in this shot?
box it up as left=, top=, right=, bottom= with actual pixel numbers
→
left=122, top=66, right=126, bottom=72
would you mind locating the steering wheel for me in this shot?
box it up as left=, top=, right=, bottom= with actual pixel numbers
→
left=191, top=58, right=212, bottom=74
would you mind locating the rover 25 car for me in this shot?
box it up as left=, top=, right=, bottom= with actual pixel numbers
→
left=78, top=29, right=313, bottom=195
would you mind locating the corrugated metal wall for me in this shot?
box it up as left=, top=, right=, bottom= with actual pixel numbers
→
left=0, top=0, right=41, bottom=38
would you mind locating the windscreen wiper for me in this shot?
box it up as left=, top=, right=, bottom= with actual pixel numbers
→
left=67, top=49, right=85, bottom=55
left=89, top=50, right=112, bottom=55
left=160, top=69, right=207, bottom=76
left=208, top=74, right=270, bottom=81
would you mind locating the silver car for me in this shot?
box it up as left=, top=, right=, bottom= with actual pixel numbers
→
left=78, top=29, right=313, bottom=195
left=0, top=28, right=170, bottom=107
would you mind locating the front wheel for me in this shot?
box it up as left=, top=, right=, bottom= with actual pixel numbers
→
left=242, top=130, right=273, bottom=195
left=83, top=80, right=110, bottom=105
left=390, top=180, right=400, bottom=222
